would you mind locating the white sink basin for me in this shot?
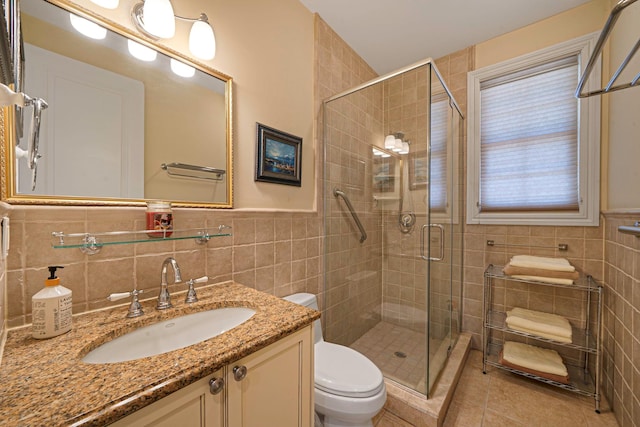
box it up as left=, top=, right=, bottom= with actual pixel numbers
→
left=83, top=307, right=256, bottom=364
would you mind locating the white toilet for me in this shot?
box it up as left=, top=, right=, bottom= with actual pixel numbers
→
left=283, top=293, right=386, bottom=427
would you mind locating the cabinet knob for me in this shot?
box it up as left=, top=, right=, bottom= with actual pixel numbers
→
left=233, top=365, right=247, bottom=381
left=209, top=377, right=225, bottom=394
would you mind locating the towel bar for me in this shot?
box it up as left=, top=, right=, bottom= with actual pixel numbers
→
left=617, top=222, right=640, bottom=237
left=161, top=162, right=225, bottom=181
left=486, top=240, right=568, bottom=251
left=576, top=0, right=639, bottom=98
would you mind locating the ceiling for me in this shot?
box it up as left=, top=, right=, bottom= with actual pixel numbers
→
left=299, top=0, right=595, bottom=75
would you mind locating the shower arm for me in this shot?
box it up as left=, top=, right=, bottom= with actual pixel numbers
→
left=333, top=188, right=367, bottom=243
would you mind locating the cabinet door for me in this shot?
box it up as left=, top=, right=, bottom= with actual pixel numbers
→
left=109, top=369, right=225, bottom=427
left=227, top=326, right=313, bottom=427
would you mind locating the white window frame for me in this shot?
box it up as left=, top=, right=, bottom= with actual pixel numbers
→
left=466, top=33, right=601, bottom=226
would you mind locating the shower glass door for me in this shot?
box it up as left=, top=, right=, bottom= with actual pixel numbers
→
left=323, top=60, right=463, bottom=398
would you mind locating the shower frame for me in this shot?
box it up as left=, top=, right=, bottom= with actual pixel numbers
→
left=322, top=57, right=464, bottom=398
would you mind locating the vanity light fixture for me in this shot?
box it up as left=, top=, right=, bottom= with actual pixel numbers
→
left=384, top=132, right=410, bottom=154
left=131, top=0, right=216, bottom=60
left=398, top=141, right=410, bottom=155
left=372, top=148, right=391, bottom=158
left=170, top=58, right=196, bottom=78
left=384, top=134, right=396, bottom=150
left=69, top=14, right=107, bottom=40
left=88, top=0, right=119, bottom=9
left=127, top=40, right=157, bottom=62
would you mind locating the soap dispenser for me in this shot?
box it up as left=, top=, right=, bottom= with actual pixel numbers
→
left=32, top=266, right=72, bottom=339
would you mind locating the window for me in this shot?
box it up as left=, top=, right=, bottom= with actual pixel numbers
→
left=467, top=33, right=601, bottom=226
left=429, top=97, right=450, bottom=212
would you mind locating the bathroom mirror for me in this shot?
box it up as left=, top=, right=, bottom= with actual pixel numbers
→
left=1, top=0, right=233, bottom=207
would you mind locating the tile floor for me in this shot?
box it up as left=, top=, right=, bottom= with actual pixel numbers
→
left=374, top=350, right=619, bottom=427
left=351, top=321, right=448, bottom=392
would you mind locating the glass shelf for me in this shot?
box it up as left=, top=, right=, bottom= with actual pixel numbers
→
left=51, top=226, right=232, bottom=254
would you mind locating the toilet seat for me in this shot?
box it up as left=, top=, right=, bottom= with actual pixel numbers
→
left=315, top=342, right=384, bottom=398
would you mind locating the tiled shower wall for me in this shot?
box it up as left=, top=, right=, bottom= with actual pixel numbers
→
left=602, top=212, right=640, bottom=427
left=380, top=55, right=468, bottom=340
left=318, top=10, right=473, bottom=347
left=318, top=16, right=384, bottom=346
left=5, top=207, right=322, bottom=327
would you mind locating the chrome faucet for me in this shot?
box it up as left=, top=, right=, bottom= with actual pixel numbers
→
left=157, top=257, right=182, bottom=310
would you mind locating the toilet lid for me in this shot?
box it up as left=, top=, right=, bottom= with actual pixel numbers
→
left=315, top=342, right=384, bottom=398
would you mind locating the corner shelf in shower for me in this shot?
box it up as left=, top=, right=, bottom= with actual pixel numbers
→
left=51, top=225, right=232, bottom=255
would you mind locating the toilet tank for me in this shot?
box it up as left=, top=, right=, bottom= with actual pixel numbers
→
left=282, top=293, right=318, bottom=310
left=283, top=293, right=322, bottom=343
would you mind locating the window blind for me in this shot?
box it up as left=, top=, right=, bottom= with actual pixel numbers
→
left=430, top=99, right=449, bottom=211
left=479, top=55, right=579, bottom=212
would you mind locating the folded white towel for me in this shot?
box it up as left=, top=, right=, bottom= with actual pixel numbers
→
left=506, top=307, right=572, bottom=338
left=505, top=323, right=572, bottom=343
left=511, top=275, right=574, bottom=285
left=510, top=255, right=575, bottom=273
left=502, top=341, right=568, bottom=377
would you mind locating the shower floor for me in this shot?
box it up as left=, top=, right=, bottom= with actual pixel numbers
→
left=350, top=321, right=448, bottom=392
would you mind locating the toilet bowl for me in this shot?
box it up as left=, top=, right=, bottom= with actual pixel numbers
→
left=283, top=293, right=386, bottom=427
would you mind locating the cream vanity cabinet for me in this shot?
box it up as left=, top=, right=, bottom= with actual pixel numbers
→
left=111, top=326, right=313, bottom=427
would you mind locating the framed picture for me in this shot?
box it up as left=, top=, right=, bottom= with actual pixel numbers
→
left=255, top=123, right=302, bottom=186
left=408, top=150, right=428, bottom=190
left=372, top=156, right=396, bottom=193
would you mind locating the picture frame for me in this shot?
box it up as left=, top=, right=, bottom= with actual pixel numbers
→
left=372, top=156, right=396, bottom=193
left=255, top=123, right=302, bottom=186
left=408, top=150, right=428, bottom=190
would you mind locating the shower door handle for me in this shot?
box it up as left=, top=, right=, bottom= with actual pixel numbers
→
left=420, top=224, right=445, bottom=261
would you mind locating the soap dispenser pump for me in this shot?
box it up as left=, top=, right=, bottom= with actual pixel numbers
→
left=32, top=266, right=72, bottom=339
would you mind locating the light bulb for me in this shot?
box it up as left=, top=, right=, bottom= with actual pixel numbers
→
left=89, top=0, right=119, bottom=9
left=189, top=17, right=216, bottom=60
left=69, top=14, right=107, bottom=40
left=170, top=59, right=195, bottom=78
left=142, top=0, right=175, bottom=39
left=392, top=138, right=403, bottom=152
left=127, top=40, right=157, bottom=61
left=384, top=134, right=396, bottom=150
left=399, top=142, right=410, bottom=154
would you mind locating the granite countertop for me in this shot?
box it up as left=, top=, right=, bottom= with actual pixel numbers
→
left=0, top=282, right=319, bottom=426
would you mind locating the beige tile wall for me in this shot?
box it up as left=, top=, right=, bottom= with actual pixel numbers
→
left=5, top=207, right=322, bottom=327
left=380, top=54, right=468, bottom=341
left=317, top=15, right=383, bottom=346
left=602, top=211, right=640, bottom=427
left=462, top=224, right=604, bottom=349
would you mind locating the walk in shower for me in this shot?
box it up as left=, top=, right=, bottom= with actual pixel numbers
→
left=323, top=59, right=463, bottom=398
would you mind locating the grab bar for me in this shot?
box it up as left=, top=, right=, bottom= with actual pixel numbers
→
left=161, top=162, right=225, bottom=181
left=333, top=188, right=367, bottom=243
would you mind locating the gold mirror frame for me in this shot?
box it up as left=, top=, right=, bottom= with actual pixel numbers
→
left=1, top=0, right=233, bottom=208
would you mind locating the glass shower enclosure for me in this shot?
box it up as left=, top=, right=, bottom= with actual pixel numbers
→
left=323, top=59, right=463, bottom=397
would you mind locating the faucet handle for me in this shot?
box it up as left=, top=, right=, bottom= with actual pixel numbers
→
left=107, top=289, right=144, bottom=318
left=185, top=276, right=208, bottom=303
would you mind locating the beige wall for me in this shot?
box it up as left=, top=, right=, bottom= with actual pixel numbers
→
left=606, top=0, right=640, bottom=209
